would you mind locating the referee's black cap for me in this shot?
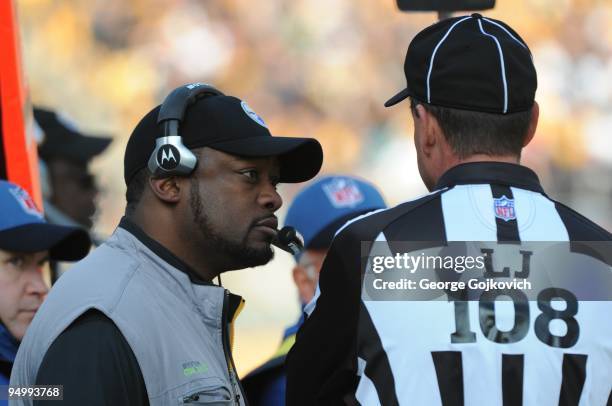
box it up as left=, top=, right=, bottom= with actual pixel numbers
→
left=124, top=95, right=323, bottom=185
left=385, top=13, right=537, bottom=114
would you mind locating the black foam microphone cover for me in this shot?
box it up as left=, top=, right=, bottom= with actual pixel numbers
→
left=273, top=226, right=304, bottom=256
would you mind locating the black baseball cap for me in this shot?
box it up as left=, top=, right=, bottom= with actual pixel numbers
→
left=124, top=95, right=323, bottom=185
left=35, top=107, right=112, bottom=164
left=385, top=13, right=537, bottom=114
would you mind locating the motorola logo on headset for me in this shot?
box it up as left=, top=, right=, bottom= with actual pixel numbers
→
left=156, top=145, right=180, bottom=170
left=147, top=84, right=225, bottom=177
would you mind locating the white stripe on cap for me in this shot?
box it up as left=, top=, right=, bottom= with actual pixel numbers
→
left=483, top=18, right=528, bottom=50
left=426, top=16, right=472, bottom=104
left=477, top=19, right=509, bottom=113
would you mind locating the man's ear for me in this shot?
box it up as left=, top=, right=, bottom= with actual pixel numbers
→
left=523, top=101, right=539, bottom=147
left=148, top=177, right=182, bottom=203
left=416, top=104, right=439, bottom=153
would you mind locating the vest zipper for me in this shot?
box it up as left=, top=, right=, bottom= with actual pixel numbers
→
left=222, top=289, right=246, bottom=405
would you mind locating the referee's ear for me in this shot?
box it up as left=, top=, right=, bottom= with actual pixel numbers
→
left=523, top=101, right=539, bottom=147
left=416, top=104, right=441, bottom=149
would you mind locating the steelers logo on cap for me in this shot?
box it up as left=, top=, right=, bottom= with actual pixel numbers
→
left=156, top=145, right=180, bottom=170
left=241, top=101, right=267, bottom=128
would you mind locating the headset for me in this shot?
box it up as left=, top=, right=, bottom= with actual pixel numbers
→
left=147, top=83, right=225, bottom=177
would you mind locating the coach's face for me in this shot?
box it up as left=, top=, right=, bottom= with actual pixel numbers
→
left=183, top=148, right=282, bottom=270
left=0, top=250, right=49, bottom=341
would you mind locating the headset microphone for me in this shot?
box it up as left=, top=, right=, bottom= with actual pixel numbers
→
left=273, top=226, right=304, bottom=257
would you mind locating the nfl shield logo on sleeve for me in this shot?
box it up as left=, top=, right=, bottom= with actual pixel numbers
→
left=322, top=178, right=364, bottom=208
left=493, top=195, right=516, bottom=222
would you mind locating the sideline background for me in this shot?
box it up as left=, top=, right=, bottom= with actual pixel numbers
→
left=16, top=0, right=612, bottom=375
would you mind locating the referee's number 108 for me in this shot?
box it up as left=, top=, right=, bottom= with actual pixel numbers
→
left=449, top=287, right=579, bottom=348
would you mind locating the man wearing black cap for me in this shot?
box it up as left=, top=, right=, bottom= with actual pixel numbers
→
left=34, top=107, right=112, bottom=230
left=11, top=84, right=322, bottom=406
left=286, top=15, right=612, bottom=405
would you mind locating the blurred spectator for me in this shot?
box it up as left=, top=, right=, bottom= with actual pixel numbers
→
left=0, top=180, right=90, bottom=404
left=34, top=107, right=112, bottom=231
left=242, top=175, right=386, bottom=406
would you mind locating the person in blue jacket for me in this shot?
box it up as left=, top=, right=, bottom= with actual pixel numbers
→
left=0, top=180, right=90, bottom=402
left=242, top=175, right=386, bottom=405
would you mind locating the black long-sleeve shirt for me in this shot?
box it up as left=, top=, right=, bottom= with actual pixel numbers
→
left=35, top=310, right=148, bottom=406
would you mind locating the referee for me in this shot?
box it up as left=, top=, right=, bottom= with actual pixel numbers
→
left=286, top=14, right=612, bottom=406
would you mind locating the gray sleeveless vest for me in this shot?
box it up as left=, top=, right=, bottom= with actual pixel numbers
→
left=10, top=227, right=246, bottom=405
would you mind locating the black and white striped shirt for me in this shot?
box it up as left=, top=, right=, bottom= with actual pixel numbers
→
left=286, top=162, right=611, bottom=406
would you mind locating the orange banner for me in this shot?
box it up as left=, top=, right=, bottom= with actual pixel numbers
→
left=0, top=0, right=41, bottom=208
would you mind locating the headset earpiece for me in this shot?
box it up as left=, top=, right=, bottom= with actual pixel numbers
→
left=147, top=136, right=197, bottom=176
left=147, top=83, right=225, bottom=177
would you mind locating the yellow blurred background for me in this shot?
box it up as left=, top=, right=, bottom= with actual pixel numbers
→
left=16, top=0, right=612, bottom=375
